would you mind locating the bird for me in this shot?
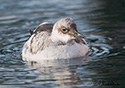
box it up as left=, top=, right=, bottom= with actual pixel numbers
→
left=22, top=18, right=89, bottom=62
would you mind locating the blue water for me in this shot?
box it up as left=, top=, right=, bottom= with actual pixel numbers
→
left=0, top=0, right=125, bottom=88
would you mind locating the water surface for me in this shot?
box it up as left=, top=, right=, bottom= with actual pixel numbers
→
left=0, top=0, right=125, bottom=88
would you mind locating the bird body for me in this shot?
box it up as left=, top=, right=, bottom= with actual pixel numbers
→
left=22, top=18, right=89, bottom=62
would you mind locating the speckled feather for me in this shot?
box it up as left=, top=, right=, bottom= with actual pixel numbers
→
left=22, top=18, right=89, bottom=61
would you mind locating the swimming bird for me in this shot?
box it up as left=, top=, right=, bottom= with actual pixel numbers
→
left=22, top=18, right=89, bottom=62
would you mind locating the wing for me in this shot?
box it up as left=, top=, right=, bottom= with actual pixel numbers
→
left=30, top=32, right=50, bottom=54
left=30, top=22, right=54, bottom=35
left=23, top=22, right=54, bottom=54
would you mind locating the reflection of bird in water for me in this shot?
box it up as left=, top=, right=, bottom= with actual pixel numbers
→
left=32, top=65, right=80, bottom=86
left=22, top=18, right=89, bottom=62
left=31, top=58, right=92, bottom=87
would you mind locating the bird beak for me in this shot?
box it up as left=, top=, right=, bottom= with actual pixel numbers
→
left=73, top=31, right=85, bottom=38
left=77, top=32, right=85, bottom=38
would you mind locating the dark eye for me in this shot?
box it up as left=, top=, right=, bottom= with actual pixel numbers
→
left=62, top=28, right=66, bottom=32
left=61, top=28, right=68, bottom=33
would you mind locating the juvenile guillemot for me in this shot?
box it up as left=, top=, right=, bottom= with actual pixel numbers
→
left=22, top=18, right=89, bottom=62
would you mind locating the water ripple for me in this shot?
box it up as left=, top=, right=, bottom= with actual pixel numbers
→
left=0, top=0, right=124, bottom=87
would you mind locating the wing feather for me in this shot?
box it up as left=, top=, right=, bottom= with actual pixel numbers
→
left=23, top=22, right=54, bottom=54
left=33, top=22, right=54, bottom=34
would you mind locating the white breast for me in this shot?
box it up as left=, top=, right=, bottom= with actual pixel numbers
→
left=22, top=39, right=89, bottom=62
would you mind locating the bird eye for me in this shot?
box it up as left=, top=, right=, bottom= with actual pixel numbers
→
left=62, top=28, right=68, bottom=33
left=62, top=28, right=66, bottom=32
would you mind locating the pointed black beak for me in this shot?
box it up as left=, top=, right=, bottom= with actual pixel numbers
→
left=73, top=32, right=85, bottom=38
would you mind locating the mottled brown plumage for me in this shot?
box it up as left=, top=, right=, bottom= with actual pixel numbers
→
left=22, top=18, right=89, bottom=61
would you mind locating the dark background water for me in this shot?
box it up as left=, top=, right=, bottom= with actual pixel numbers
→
left=0, top=0, right=125, bottom=88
